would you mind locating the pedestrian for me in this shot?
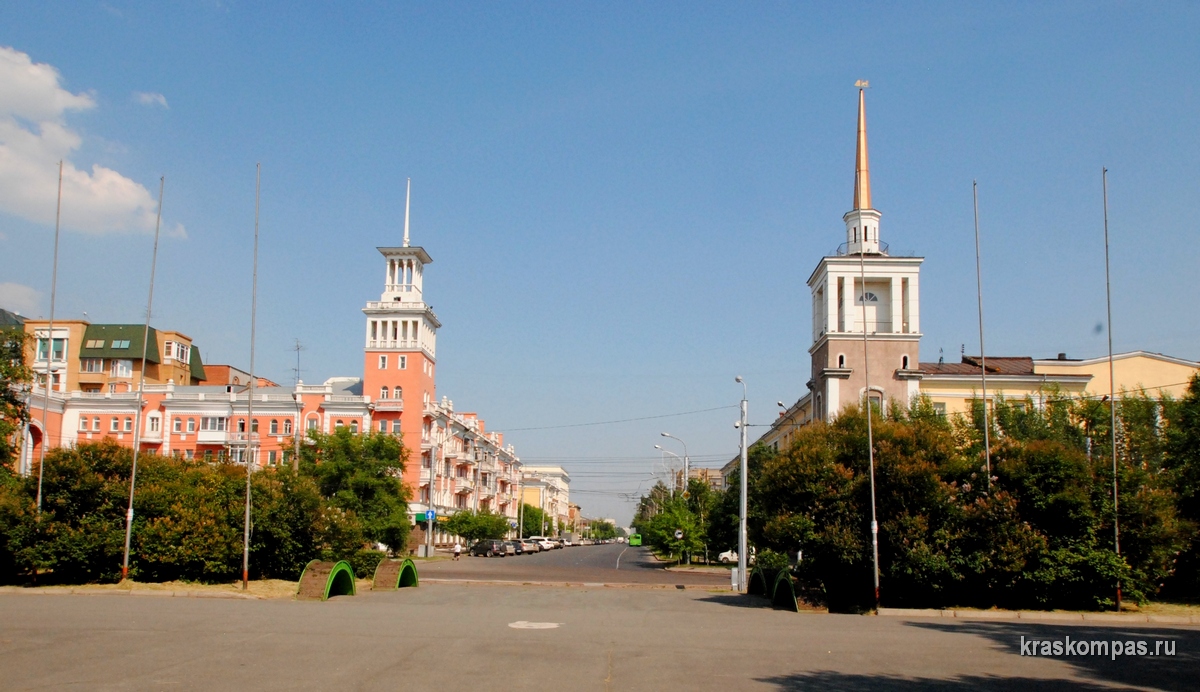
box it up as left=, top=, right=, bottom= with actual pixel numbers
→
left=453, top=541, right=462, bottom=561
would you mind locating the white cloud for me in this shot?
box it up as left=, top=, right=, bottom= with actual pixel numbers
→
left=0, top=46, right=183, bottom=236
left=134, top=91, right=168, bottom=108
left=0, top=282, right=42, bottom=315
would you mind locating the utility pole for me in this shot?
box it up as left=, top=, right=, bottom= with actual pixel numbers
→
left=1102, top=167, right=1121, bottom=612
left=292, top=338, right=303, bottom=471
left=973, top=181, right=992, bottom=490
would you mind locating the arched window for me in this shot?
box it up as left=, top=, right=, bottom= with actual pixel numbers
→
left=269, top=419, right=279, bottom=435
left=837, top=354, right=846, bottom=368
left=335, top=420, right=344, bottom=429
left=858, top=292, right=879, bottom=303
left=283, top=419, right=293, bottom=435
left=350, top=421, right=359, bottom=433
left=902, top=355, right=910, bottom=369
left=306, top=415, right=318, bottom=430
left=380, top=386, right=389, bottom=399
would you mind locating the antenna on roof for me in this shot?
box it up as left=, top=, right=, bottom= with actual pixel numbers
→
left=939, top=347, right=944, bottom=366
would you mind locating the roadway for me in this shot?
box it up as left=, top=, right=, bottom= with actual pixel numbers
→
left=2, top=585, right=1196, bottom=690
left=419, top=542, right=730, bottom=587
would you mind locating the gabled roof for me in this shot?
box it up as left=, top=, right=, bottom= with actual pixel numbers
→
left=0, top=308, right=24, bottom=329
left=79, top=325, right=161, bottom=363
left=920, top=356, right=1035, bottom=376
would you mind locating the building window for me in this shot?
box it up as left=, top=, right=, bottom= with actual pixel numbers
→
left=251, top=420, right=259, bottom=434
left=111, top=340, right=131, bottom=349
left=85, top=339, right=103, bottom=349
left=80, top=358, right=103, bottom=373
left=837, top=354, right=845, bottom=368
left=350, top=421, right=359, bottom=433
left=185, top=449, right=194, bottom=459
left=283, top=419, right=292, bottom=435
left=933, top=402, right=947, bottom=417
left=124, top=417, right=133, bottom=432
left=177, top=344, right=189, bottom=363
left=392, top=420, right=401, bottom=434
left=111, top=359, right=133, bottom=378
left=164, top=341, right=174, bottom=359
left=307, top=416, right=318, bottom=430
left=268, top=451, right=278, bottom=465
left=149, top=417, right=160, bottom=432
left=270, top=419, right=279, bottom=435
left=187, top=418, right=196, bottom=433
left=394, top=387, right=402, bottom=402
left=93, top=416, right=100, bottom=431
left=173, top=417, right=182, bottom=433
left=858, top=292, right=879, bottom=303
left=335, top=420, right=344, bottom=429
left=79, top=418, right=89, bottom=431
left=398, top=355, right=407, bottom=370
left=380, top=386, right=389, bottom=399
left=379, top=420, right=388, bottom=432
left=902, top=355, right=910, bottom=369
left=36, top=338, right=67, bottom=362
left=379, top=355, right=388, bottom=370
left=200, top=417, right=227, bottom=432
left=110, top=417, right=119, bottom=432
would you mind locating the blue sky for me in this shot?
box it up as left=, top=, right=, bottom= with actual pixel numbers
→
left=3, top=2, right=1198, bottom=524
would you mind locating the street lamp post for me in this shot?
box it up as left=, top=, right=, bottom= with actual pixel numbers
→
left=659, top=433, right=689, bottom=495
left=653, top=445, right=683, bottom=494
left=736, top=375, right=748, bottom=593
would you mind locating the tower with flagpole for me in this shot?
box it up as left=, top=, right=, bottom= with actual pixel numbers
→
left=806, top=85, right=924, bottom=421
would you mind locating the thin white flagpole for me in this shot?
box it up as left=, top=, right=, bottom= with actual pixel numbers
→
left=973, top=181, right=992, bottom=490
left=242, top=163, right=261, bottom=591
left=1102, top=167, right=1121, bottom=611
left=35, top=160, right=64, bottom=515
left=120, top=176, right=165, bottom=581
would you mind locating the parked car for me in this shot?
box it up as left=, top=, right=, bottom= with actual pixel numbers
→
left=534, top=539, right=556, bottom=551
left=718, top=547, right=756, bottom=564
left=518, top=539, right=538, bottom=553
left=558, top=538, right=573, bottom=547
left=470, top=539, right=508, bottom=557
left=504, top=540, right=521, bottom=556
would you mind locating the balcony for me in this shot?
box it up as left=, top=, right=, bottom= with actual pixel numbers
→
left=419, top=468, right=432, bottom=487
left=374, top=399, right=404, bottom=411
left=367, top=339, right=418, bottom=349
left=454, top=478, right=475, bottom=494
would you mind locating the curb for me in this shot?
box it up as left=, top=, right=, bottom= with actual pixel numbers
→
left=876, top=607, right=1198, bottom=625
left=421, top=578, right=731, bottom=591
left=0, top=586, right=263, bottom=600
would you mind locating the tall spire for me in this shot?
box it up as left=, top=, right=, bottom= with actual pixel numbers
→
left=403, top=178, right=411, bottom=247
left=853, top=87, right=871, bottom=210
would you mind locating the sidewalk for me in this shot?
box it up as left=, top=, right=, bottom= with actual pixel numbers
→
left=877, top=606, right=1200, bottom=626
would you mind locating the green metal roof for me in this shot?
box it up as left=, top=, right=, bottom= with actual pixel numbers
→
left=189, top=345, right=206, bottom=382
left=0, top=309, right=25, bottom=328
left=79, top=325, right=161, bottom=363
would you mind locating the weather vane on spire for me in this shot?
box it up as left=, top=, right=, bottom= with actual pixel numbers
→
left=855, top=79, right=870, bottom=89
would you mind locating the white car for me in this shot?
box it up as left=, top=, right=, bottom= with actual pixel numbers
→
left=534, top=539, right=556, bottom=551
left=718, top=548, right=756, bottom=564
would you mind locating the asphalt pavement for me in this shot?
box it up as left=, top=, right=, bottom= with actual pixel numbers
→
left=421, top=543, right=730, bottom=587
left=2, top=584, right=1196, bottom=691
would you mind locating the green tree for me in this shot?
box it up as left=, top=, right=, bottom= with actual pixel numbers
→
left=520, top=503, right=548, bottom=537
left=0, top=327, right=31, bottom=470
left=299, top=427, right=411, bottom=552
left=444, top=509, right=509, bottom=543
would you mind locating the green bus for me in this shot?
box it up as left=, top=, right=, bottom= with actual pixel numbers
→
left=628, top=533, right=642, bottom=546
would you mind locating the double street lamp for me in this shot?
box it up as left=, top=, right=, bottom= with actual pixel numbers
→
left=653, top=445, right=683, bottom=494
left=659, top=432, right=689, bottom=495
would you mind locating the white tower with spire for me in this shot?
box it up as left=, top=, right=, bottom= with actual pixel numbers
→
left=806, top=86, right=924, bottom=421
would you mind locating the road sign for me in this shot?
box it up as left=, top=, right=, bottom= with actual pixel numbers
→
left=674, top=529, right=683, bottom=539
left=425, top=510, right=436, bottom=522
left=510, top=521, right=518, bottom=529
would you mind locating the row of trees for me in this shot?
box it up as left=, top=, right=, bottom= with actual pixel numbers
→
left=635, top=378, right=1200, bottom=611
left=0, top=427, right=411, bottom=584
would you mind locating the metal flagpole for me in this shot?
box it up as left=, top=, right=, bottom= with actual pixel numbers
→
left=242, top=163, right=261, bottom=591
left=35, top=161, right=64, bottom=515
left=292, top=338, right=303, bottom=471
left=973, top=181, right=992, bottom=491
left=121, top=176, right=165, bottom=580
left=860, top=248, right=880, bottom=611
left=736, top=376, right=748, bottom=593
left=1102, top=167, right=1121, bottom=612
